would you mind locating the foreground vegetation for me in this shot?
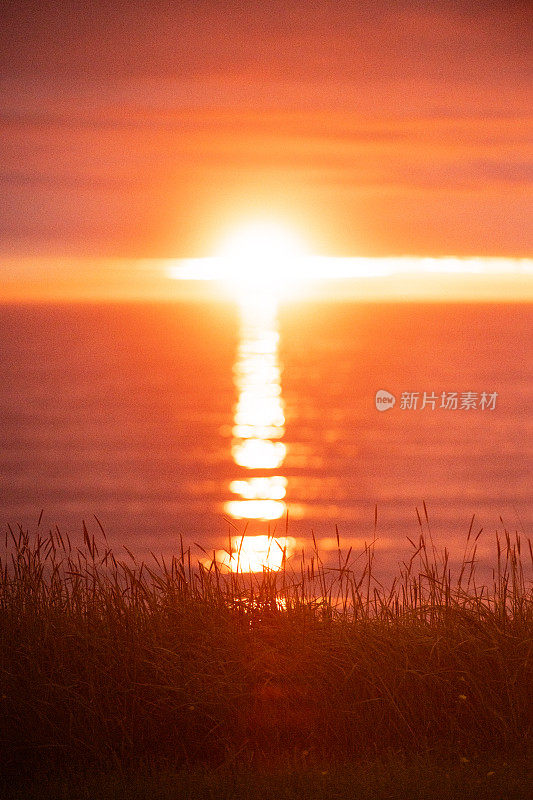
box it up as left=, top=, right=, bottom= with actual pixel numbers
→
left=7, top=751, right=532, bottom=800
left=0, top=513, right=531, bottom=798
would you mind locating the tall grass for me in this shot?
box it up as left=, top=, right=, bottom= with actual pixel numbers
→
left=0, top=514, right=531, bottom=783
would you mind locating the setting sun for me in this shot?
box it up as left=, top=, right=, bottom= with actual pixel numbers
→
left=217, top=220, right=307, bottom=272
left=213, top=220, right=310, bottom=292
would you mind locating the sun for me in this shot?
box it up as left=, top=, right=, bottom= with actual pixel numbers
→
left=217, top=221, right=305, bottom=263
left=215, top=220, right=309, bottom=292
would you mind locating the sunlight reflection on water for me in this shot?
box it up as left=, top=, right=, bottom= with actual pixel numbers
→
left=222, top=293, right=290, bottom=569
left=212, top=534, right=296, bottom=573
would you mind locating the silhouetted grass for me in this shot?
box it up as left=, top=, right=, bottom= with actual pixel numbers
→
left=0, top=514, right=531, bottom=797
left=7, top=751, right=533, bottom=800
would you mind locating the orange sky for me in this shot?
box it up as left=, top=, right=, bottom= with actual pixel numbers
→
left=1, top=1, right=532, bottom=270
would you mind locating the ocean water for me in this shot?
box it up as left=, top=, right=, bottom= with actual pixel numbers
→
left=1, top=300, right=531, bottom=572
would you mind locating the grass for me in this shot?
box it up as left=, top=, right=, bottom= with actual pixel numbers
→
left=7, top=752, right=532, bottom=800
left=0, top=511, right=531, bottom=798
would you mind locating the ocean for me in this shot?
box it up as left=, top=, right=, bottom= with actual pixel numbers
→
left=1, top=300, right=531, bottom=573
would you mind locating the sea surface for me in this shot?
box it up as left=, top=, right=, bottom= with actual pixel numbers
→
left=1, top=300, right=531, bottom=573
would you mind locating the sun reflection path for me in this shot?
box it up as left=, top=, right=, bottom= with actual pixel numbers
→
left=224, top=294, right=288, bottom=524
left=216, top=534, right=294, bottom=573
left=217, top=292, right=298, bottom=570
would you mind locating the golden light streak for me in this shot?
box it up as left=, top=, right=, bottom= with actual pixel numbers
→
left=229, top=295, right=287, bottom=477
left=224, top=499, right=286, bottom=520
left=221, top=282, right=289, bottom=551
left=168, top=254, right=533, bottom=301
left=232, top=438, right=286, bottom=469
left=229, top=476, right=287, bottom=500
left=214, top=535, right=296, bottom=572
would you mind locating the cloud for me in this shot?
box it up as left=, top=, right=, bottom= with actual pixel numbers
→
left=0, top=1, right=531, bottom=258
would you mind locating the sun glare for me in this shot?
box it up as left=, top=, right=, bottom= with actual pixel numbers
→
left=215, top=220, right=309, bottom=291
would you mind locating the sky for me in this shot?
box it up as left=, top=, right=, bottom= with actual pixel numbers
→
left=1, top=0, right=532, bottom=297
